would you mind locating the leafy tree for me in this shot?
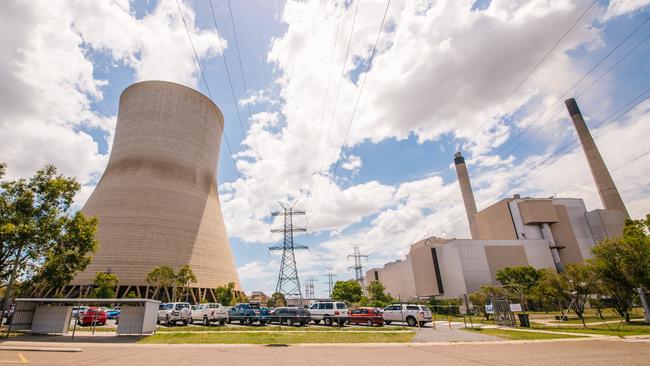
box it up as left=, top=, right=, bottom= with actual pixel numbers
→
left=175, top=265, right=197, bottom=302
left=469, top=285, right=506, bottom=319
left=533, top=268, right=570, bottom=312
left=331, top=280, right=363, bottom=304
left=495, top=266, right=540, bottom=311
left=215, top=282, right=236, bottom=306
left=267, top=292, right=287, bottom=308
left=563, top=264, right=600, bottom=327
left=1, top=164, right=98, bottom=309
left=145, top=265, right=197, bottom=302
left=591, top=216, right=650, bottom=322
left=91, top=272, right=119, bottom=298
left=232, top=292, right=249, bottom=305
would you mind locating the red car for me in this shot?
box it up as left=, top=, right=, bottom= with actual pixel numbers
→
left=78, top=307, right=107, bottom=326
left=348, top=307, right=383, bottom=326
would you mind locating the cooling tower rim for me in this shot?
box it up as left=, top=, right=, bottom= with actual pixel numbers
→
left=120, top=80, right=225, bottom=127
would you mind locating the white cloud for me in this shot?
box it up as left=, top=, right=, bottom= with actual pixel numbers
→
left=0, top=0, right=223, bottom=207
left=604, top=0, right=650, bottom=20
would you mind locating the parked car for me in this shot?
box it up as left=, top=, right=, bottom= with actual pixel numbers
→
left=77, top=307, right=107, bottom=326
left=267, top=307, right=311, bottom=326
left=382, top=304, right=432, bottom=327
left=228, top=303, right=269, bottom=325
left=308, top=301, right=349, bottom=326
left=190, top=303, right=229, bottom=326
left=158, top=302, right=192, bottom=326
left=105, top=307, right=120, bottom=319
left=72, top=306, right=88, bottom=319
left=348, top=307, right=383, bottom=326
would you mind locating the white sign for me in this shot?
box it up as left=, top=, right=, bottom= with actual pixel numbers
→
left=485, top=304, right=494, bottom=314
left=509, top=303, right=522, bottom=312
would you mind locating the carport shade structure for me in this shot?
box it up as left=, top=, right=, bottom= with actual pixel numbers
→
left=7, top=298, right=160, bottom=339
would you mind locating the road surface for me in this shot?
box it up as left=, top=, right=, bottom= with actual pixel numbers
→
left=1, top=338, right=649, bottom=365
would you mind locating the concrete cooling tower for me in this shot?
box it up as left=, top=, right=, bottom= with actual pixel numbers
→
left=72, top=80, right=240, bottom=300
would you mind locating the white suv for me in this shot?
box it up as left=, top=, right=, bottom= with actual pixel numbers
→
left=158, top=302, right=192, bottom=326
left=308, top=302, right=349, bottom=326
left=382, top=304, right=432, bottom=327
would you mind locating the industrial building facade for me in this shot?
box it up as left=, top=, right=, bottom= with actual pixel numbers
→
left=366, top=98, right=628, bottom=301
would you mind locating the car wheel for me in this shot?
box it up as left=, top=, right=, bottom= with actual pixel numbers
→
left=324, top=317, right=332, bottom=326
left=406, top=316, right=416, bottom=327
left=165, top=316, right=172, bottom=327
left=366, top=319, right=373, bottom=327
left=182, top=320, right=188, bottom=326
left=313, top=320, right=320, bottom=325
left=245, top=317, right=252, bottom=326
left=419, top=321, right=426, bottom=327
left=220, top=319, right=226, bottom=326
left=384, top=320, right=391, bottom=325
left=203, top=316, right=209, bottom=326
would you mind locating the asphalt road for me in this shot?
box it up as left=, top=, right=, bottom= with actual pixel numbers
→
left=2, top=339, right=649, bottom=366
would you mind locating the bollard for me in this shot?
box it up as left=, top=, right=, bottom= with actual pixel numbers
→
left=448, top=315, right=452, bottom=329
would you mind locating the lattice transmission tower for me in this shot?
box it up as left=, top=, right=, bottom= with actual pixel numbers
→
left=270, top=202, right=308, bottom=305
left=348, top=245, right=368, bottom=286
left=304, top=277, right=317, bottom=300
left=324, top=272, right=336, bottom=299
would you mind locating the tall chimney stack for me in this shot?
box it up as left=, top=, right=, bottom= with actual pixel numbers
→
left=564, top=98, right=629, bottom=218
left=454, top=151, right=479, bottom=239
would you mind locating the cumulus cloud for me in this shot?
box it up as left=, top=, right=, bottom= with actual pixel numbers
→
left=0, top=0, right=224, bottom=207
left=604, top=0, right=650, bottom=20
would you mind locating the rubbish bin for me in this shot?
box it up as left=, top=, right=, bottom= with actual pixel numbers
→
left=517, top=313, right=530, bottom=327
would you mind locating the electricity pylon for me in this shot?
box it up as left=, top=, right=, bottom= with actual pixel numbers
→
left=270, top=201, right=307, bottom=305
left=348, top=245, right=368, bottom=287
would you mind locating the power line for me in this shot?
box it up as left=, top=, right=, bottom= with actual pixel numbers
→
left=226, top=0, right=254, bottom=119
left=307, top=0, right=361, bottom=212
left=311, top=0, right=392, bottom=220
left=207, top=0, right=247, bottom=138
left=175, top=0, right=236, bottom=158
left=472, top=0, right=599, bottom=135
left=468, top=16, right=650, bottom=180
left=305, top=0, right=346, bottom=211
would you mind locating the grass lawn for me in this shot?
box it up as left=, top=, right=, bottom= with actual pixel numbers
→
left=463, top=328, right=584, bottom=340
left=533, top=321, right=650, bottom=337
left=157, top=325, right=410, bottom=332
left=139, top=331, right=415, bottom=344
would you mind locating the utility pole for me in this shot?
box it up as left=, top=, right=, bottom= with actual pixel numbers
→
left=270, top=202, right=308, bottom=306
left=324, top=272, right=336, bottom=299
left=348, top=245, right=368, bottom=287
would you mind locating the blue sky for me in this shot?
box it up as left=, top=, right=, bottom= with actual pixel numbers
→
left=2, top=0, right=650, bottom=297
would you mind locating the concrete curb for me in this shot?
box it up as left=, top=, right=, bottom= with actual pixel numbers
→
left=0, top=345, right=81, bottom=352
left=0, top=336, right=613, bottom=349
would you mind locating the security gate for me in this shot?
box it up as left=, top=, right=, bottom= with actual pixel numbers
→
left=492, top=298, right=515, bottom=327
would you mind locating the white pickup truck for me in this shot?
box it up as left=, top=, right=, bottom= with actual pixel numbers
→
left=382, top=304, right=432, bottom=327
left=190, top=303, right=229, bottom=326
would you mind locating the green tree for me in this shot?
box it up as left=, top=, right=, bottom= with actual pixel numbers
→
left=331, top=280, right=363, bottom=304
left=366, top=280, right=394, bottom=307
left=469, top=285, right=506, bottom=320
left=232, top=292, right=249, bottom=305
left=1, top=164, right=98, bottom=309
left=91, top=272, right=119, bottom=298
left=215, top=282, right=236, bottom=306
left=591, top=215, right=650, bottom=322
left=267, top=292, right=287, bottom=308
left=176, top=265, right=197, bottom=302
left=533, top=268, right=570, bottom=312
left=495, top=266, right=541, bottom=311
left=145, top=266, right=176, bottom=301
left=563, top=264, right=600, bottom=327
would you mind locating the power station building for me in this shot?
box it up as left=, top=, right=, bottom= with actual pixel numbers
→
left=70, top=81, right=240, bottom=302
left=366, top=98, right=628, bottom=300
